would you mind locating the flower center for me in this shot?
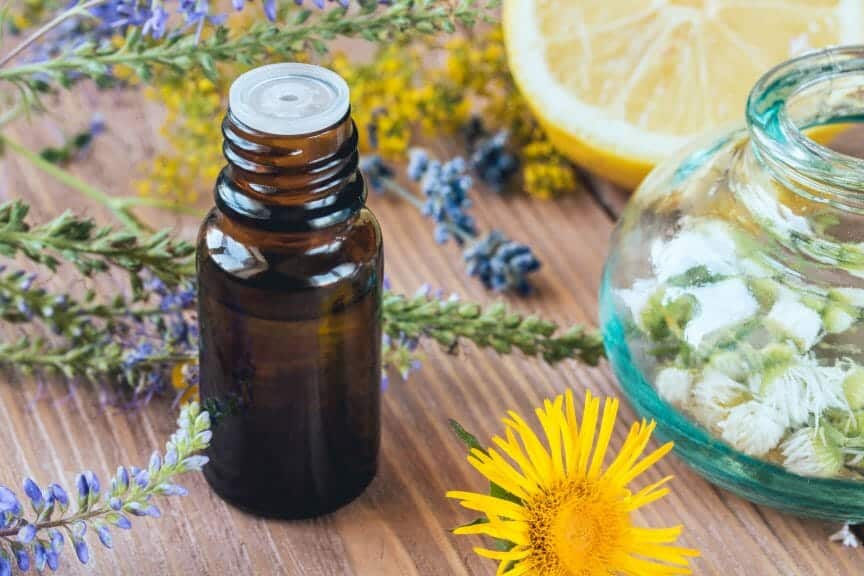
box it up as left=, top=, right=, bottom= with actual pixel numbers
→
left=526, top=480, right=630, bottom=576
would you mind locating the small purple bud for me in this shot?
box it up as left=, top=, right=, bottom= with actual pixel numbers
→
left=14, top=548, right=30, bottom=572
left=159, top=483, right=187, bottom=496
left=84, top=471, right=100, bottom=495
left=74, top=540, right=89, bottom=564
left=135, top=470, right=149, bottom=489
left=23, top=478, right=42, bottom=507
left=231, top=0, right=244, bottom=9
left=114, top=515, right=132, bottom=530
left=126, top=502, right=148, bottom=517
left=96, top=525, right=112, bottom=549
left=164, top=449, right=178, bottom=467
left=180, top=455, right=208, bottom=471
left=109, top=497, right=122, bottom=511
left=50, top=529, right=64, bottom=552
left=0, top=486, right=21, bottom=516
left=17, top=523, right=36, bottom=544
left=45, top=549, right=58, bottom=572
left=49, top=484, right=68, bottom=507
left=148, top=451, right=161, bottom=473
left=33, top=544, right=45, bottom=570
left=116, top=467, right=129, bottom=490
left=263, top=0, right=276, bottom=20
left=75, top=474, right=89, bottom=500
left=146, top=505, right=161, bottom=518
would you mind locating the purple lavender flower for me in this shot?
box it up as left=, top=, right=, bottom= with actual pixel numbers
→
left=32, top=543, right=46, bottom=571
left=14, top=548, right=30, bottom=572
left=407, top=149, right=429, bottom=181
left=470, top=131, right=518, bottom=192
left=18, top=523, right=37, bottom=544
left=96, top=525, right=113, bottom=549
left=84, top=471, right=100, bottom=495
left=264, top=0, right=277, bottom=21
left=463, top=230, right=541, bottom=295
left=0, top=556, right=10, bottom=576
left=74, top=539, right=90, bottom=564
left=50, top=529, right=64, bottom=552
left=0, top=486, right=21, bottom=518
left=48, top=484, right=68, bottom=508
left=359, top=155, right=394, bottom=194
left=46, top=548, right=59, bottom=571
left=141, top=4, right=169, bottom=39
left=410, top=150, right=477, bottom=245
left=23, top=478, right=42, bottom=508
left=75, top=473, right=89, bottom=503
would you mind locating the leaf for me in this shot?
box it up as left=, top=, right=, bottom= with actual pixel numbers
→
left=448, top=419, right=484, bottom=453
left=489, top=481, right=521, bottom=505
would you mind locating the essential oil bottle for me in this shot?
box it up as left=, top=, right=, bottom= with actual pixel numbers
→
left=196, top=63, right=383, bottom=518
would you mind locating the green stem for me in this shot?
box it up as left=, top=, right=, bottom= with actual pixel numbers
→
left=0, top=100, right=26, bottom=129
left=0, top=508, right=106, bottom=539
left=1, top=135, right=149, bottom=233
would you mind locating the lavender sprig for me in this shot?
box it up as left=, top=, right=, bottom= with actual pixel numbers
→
left=0, top=268, right=191, bottom=341
left=362, top=152, right=541, bottom=294
left=0, top=286, right=605, bottom=388
left=382, top=289, right=605, bottom=366
left=0, top=0, right=498, bottom=90
left=0, top=200, right=195, bottom=297
left=0, top=402, right=210, bottom=573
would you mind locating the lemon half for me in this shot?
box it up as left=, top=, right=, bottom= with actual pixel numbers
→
left=504, top=0, right=864, bottom=188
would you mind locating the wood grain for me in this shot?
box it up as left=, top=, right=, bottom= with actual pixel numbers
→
left=0, top=83, right=861, bottom=576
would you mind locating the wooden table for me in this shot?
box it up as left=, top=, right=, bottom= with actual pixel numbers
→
left=2, top=81, right=862, bottom=576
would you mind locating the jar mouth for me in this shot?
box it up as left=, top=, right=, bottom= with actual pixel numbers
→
left=746, top=45, right=864, bottom=207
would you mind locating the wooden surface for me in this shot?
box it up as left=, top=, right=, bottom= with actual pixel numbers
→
left=2, top=84, right=863, bottom=576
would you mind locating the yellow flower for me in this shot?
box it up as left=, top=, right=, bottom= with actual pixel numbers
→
left=447, top=390, right=698, bottom=576
left=172, top=361, right=199, bottom=404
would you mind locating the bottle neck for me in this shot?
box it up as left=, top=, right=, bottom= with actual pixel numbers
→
left=746, top=46, right=864, bottom=213
left=216, top=109, right=364, bottom=231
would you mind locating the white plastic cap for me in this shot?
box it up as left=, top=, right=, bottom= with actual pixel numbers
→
left=228, top=63, right=350, bottom=136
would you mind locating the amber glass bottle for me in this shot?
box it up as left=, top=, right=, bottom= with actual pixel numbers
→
left=196, top=63, right=383, bottom=518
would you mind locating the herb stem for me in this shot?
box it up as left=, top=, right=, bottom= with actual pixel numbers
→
left=1, top=135, right=148, bottom=233
left=0, top=508, right=105, bottom=539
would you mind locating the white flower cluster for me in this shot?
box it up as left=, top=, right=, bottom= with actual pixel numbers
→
left=618, top=218, right=864, bottom=478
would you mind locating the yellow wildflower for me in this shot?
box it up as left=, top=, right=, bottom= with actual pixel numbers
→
left=448, top=390, right=699, bottom=575
left=171, top=361, right=199, bottom=405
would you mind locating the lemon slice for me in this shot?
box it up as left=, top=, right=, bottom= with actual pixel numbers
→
left=504, top=0, right=864, bottom=188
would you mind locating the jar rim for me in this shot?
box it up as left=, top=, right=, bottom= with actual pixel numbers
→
left=746, top=45, right=864, bottom=206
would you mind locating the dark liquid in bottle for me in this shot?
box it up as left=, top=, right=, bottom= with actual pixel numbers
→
left=197, top=84, right=383, bottom=518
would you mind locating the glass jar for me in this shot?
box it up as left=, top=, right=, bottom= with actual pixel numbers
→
left=600, top=47, right=864, bottom=521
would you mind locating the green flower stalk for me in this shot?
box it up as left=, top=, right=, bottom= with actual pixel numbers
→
left=0, top=200, right=194, bottom=297
left=383, top=290, right=605, bottom=366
